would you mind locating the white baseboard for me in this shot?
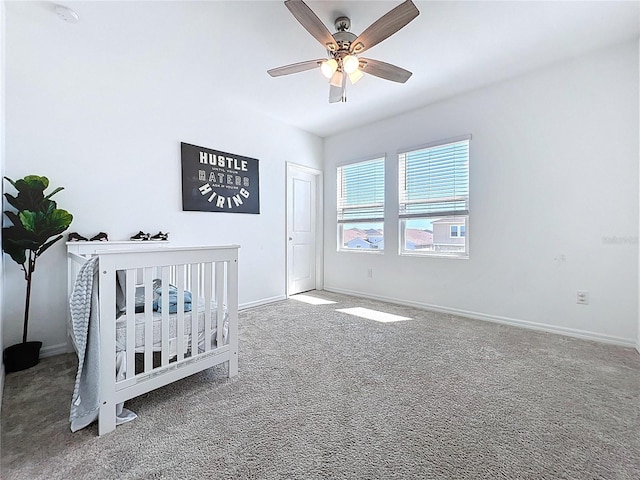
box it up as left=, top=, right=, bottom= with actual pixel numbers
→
left=40, top=343, right=70, bottom=358
left=323, top=286, right=637, bottom=349
left=0, top=364, right=4, bottom=415
left=240, top=295, right=287, bottom=311
left=35, top=296, right=286, bottom=360
left=38, top=292, right=638, bottom=358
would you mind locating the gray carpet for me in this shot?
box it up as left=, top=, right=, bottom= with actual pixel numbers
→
left=2, top=291, right=639, bottom=479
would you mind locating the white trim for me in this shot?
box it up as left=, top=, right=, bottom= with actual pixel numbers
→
left=286, top=162, right=324, bottom=296
left=323, top=286, right=637, bottom=348
left=284, top=162, right=321, bottom=176
left=0, top=363, right=4, bottom=415
left=41, top=343, right=69, bottom=358
left=338, top=246, right=384, bottom=254
left=335, top=153, right=386, bottom=169
left=398, top=134, right=472, bottom=155
left=240, top=295, right=287, bottom=310
left=0, top=363, right=3, bottom=414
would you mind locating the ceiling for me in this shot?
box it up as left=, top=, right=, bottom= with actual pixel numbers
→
left=7, top=1, right=640, bottom=138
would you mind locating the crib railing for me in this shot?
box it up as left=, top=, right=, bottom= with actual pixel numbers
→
left=119, top=260, right=228, bottom=379
left=68, top=245, right=239, bottom=435
left=120, top=262, right=218, bottom=298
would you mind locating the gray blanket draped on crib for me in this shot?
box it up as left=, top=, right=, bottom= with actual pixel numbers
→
left=69, top=256, right=136, bottom=432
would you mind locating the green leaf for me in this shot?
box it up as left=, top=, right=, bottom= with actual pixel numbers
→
left=44, top=186, right=64, bottom=200
left=18, top=211, right=37, bottom=232
left=23, top=175, right=49, bottom=190
left=3, top=176, right=17, bottom=189
left=4, top=210, right=22, bottom=228
left=1, top=228, right=27, bottom=265
left=37, top=234, right=63, bottom=257
left=39, top=209, right=73, bottom=238
left=3, top=193, right=21, bottom=210
left=4, top=176, right=56, bottom=212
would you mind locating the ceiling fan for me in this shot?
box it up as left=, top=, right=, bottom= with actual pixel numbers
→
left=268, top=0, right=420, bottom=103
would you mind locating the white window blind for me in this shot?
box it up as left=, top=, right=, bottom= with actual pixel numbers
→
left=337, top=157, right=385, bottom=223
left=399, top=139, right=469, bottom=219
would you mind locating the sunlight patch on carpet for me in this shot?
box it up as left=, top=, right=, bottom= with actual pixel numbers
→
left=336, top=307, right=411, bottom=323
left=290, top=294, right=337, bottom=305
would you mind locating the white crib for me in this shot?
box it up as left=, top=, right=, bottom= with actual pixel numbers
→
left=67, top=242, right=239, bottom=435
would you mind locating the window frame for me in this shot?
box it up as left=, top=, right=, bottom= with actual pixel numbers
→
left=336, top=155, right=386, bottom=253
left=398, top=135, right=470, bottom=258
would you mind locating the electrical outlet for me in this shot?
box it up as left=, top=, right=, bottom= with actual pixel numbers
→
left=576, top=291, right=589, bottom=305
left=367, top=268, right=373, bottom=278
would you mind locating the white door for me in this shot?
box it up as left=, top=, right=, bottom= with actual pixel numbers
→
left=287, top=165, right=318, bottom=295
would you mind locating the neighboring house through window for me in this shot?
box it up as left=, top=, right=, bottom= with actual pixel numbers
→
left=399, top=136, right=470, bottom=257
left=337, top=156, right=385, bottom=251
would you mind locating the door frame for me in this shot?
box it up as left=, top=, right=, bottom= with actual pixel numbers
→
left=286, top=162, right=324, bottom=297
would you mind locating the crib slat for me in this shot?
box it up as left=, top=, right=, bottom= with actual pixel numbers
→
left=98, top=260, right=117, bottom=435
left=203, top=262, right=212, bottom=352
left=200, top=264, right=205, bottom=298
left=227, top=256, right=239, bottom=377
left=160, top=266, right=170, bottom=366
left=215, top=261, right=225, bottom=348
left=125, top=269, right=136, bottom=380
left=190, top=264, right=199, bottom=356
left=143, top=267, right=154, bottom=373
left=176, top=264, right=186, bottom=361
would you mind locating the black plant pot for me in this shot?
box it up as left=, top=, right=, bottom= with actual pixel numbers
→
left=3, top=341, right=43, bottom=373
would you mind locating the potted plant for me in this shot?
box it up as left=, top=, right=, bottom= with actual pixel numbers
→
left=2, top=175, right=73, bottom=372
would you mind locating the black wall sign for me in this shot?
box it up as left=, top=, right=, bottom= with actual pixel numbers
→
left=181, top=142, right=260, bottom=214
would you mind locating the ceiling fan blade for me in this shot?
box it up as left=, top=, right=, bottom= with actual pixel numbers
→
left=359, top=58, right=412, bottom=83
left=350, top=0, right=419, bottom=55
left=285, top=0, right=338, bottom=52
left=267, top=59, right=324, bottom=77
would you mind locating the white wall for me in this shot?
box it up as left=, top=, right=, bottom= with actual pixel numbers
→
left=324, top=41, right=640, bottom=346
left=3, top=3, right=323, bottom=355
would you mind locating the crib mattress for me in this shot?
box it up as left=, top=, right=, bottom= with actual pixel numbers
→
left=115, top=305, right=228, bottom=357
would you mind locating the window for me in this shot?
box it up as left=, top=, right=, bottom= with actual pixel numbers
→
left=450, top=225, right=465, bottom=238
left=399, top=136, right=470, bottom=257
left=337, top=157, right=385, bottom=251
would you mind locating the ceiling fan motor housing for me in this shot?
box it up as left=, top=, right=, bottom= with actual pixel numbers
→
left=330, top=30, right=357, bottom=59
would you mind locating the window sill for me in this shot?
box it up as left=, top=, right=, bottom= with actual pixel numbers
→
left=400, top=251, right=468, bottom=259
left=338, top=249, right=384, bottom=254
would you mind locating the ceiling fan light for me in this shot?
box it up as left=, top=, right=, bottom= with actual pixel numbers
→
left=343, top=55, right=359, bottom=74
left=320, top=59, right=338, bottom=79
left=348, top=69, right=364, bottom=85
left=330, top=70, right=343, bottom=87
